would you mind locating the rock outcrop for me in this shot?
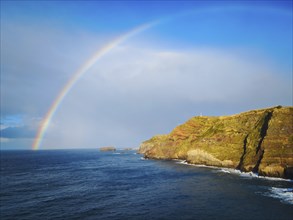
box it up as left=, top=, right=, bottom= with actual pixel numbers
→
left=139, top=106, right=293, bottom=179
left=100, top=146, right=116, bottom=152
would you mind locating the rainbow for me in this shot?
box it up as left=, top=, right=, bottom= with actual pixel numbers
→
left=32, top=21, right=159, bottom=150
left=32, top=6, right=291, bottom=150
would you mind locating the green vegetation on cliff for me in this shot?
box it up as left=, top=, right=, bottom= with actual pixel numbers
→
left=138, top=106, right=293, bottom=179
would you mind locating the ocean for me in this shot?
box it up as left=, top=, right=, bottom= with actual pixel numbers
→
left=0, top=149, right=292, bottom=220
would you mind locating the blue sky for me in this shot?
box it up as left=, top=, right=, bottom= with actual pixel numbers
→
left=1, top=1, right=292, bottom=150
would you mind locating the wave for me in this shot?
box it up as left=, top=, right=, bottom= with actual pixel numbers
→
left=264, top=187, right=293, bottom=205
left=218, top=168, right=231, bottom=174
left=227, top=169, right=293, bottom=182
left=173, top=159, right=293, bottom=205
left=173, top=159, right=186, bottom=164
left=174, top=159, right=228, bottom=170
left=173, top=159, right=292, bottom=182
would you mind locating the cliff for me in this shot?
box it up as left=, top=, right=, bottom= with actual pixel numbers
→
left=139, top=106, right=293, bottom=179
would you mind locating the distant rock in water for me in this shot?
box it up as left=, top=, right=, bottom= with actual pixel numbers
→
left=139, top=106, right=293, bottom=179
left=100, top=146, right=116, bottom=152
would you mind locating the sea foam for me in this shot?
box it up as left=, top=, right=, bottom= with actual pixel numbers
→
left=265, top=187, right=293, bottom=205
left=174, top=159, right=292, bottom=182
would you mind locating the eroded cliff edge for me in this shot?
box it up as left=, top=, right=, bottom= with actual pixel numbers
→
left=139, top=106, right=293, bottom=179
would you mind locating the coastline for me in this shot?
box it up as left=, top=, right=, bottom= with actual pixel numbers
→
left=139, top=106, right=293, bottom=179
left=140, top=154, right=293, bottom=182
left=172, top=158, right=293, bottom=182
left=138, top=155, right=293, bottom=205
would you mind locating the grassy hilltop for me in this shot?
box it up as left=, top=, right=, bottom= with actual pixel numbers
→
left=139, top=106, right=293, bottom=179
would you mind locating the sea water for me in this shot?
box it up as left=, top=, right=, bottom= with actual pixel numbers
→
left=1, top=149, right=292, bottom=220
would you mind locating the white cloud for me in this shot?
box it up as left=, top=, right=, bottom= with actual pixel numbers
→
left=1, top=21, right=291, bottom=149
left=40, top=45, right=291, bottom=149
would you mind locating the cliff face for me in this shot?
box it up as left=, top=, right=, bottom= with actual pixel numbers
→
left=138, top=106, right=293, bottom=179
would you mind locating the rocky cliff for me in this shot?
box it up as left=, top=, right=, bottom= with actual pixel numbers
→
left=139, top=106, right=293, bottom=179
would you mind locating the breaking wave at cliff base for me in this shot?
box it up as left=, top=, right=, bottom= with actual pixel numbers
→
left=264, top=187, right=293, bottom=205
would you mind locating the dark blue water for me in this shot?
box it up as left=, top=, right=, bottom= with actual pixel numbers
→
left=1, top=150, right=292, bottom=220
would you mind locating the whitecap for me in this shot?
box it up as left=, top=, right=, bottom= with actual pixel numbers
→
left=173, top=160, right=292, bottom=182
left=223, top=170, right=292, bottom=182
left=237, top=171, right=259, bottom=178
left=218, top=168, right=231, bottom=174
left=173, top=159, right=188, bottom=165
left=257, top=175, right=293, bottom=182
left=174, top=160, right=221, bottom=170
left=265, top=187, right=293, bottom=205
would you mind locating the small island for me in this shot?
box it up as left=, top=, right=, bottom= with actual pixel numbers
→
left=99, top=146, right=116, bottom=152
